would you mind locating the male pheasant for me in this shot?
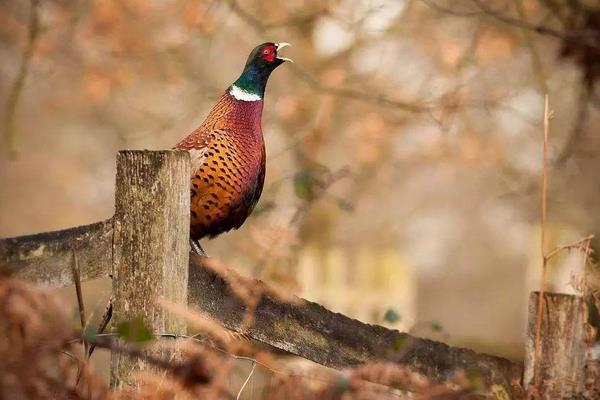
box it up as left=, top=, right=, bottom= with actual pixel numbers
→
left=175, top=42, right=291, bottom=255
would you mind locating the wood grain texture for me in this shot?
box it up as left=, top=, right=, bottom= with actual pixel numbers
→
left=0, top=219, right=112, bottom=286
left=524, top=292, right=588, bottom=398
left=188, top=254, right=524, bottom=398
left=111, top=150, right=190, bottom=387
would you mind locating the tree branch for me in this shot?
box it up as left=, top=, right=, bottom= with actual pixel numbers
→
left=227, top=0, right=328, bottom=33
left=3, top=0, right=42, bottom=158
left=554, top=83, right=593, bottom=166
left=422, top=0, right=600, bottom=50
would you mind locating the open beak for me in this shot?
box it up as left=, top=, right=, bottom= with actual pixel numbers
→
left=275, top=42, right=293, bottom=63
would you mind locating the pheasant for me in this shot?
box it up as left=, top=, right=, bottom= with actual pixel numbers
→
left=86, top=43, right=291, bottom=354
left=175, top=42, right=292, bottom=255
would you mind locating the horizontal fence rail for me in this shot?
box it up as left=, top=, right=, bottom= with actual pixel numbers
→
left=0, top=219, right=112, bottom=286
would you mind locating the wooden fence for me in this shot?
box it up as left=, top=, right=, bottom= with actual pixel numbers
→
left=0, top=150, right=594, bottom=398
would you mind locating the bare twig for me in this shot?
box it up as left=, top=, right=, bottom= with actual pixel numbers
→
left=236, top=359, right=256, bottom=400
left=87, top=296, right=113, bottom=358
left=530, top=97, right=594, bottom=395
left=71, top=249, right=88, bottom=357
left=533, top=94, right=551, bottom=393
left=3, top=0, right=42, bottom=158
left=498, top=78, right=593, bottom=199
left=545, top=235, right=595, bottom=262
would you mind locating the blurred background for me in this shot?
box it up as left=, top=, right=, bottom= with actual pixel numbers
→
left=1, top=0, right=599, bottom=363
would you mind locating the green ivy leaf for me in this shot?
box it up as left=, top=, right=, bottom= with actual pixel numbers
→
left=334, top=375, right=351, bottom=391
left=83, top=325, right=98, bottom=339
left=336, top=198, right=354, bottom=212
left=293, top=170, right=315, bottom=201
left=383, top=308, right=400, bottom=323
left=293, top=165, right=331, bottom=202
left=391, top=336, right=406, bottom=351
left=466, top=369, right=485, bottom=393
left=116, top=318, right=154, bottom=343
left=428, top=320, right=443, bottom=332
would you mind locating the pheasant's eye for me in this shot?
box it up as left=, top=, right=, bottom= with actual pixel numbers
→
left=263, top=49, right=270, bottom=55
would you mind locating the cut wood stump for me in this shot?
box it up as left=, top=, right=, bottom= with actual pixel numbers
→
left=524, top=291, right=589, bottom=398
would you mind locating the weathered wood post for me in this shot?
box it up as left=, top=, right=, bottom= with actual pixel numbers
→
left=111, top=150, right=190, bottom=387
left=524, top=292, right=588, bottom=398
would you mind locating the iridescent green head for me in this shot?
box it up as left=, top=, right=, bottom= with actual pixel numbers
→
left=231, top=42, right=292, bottom=100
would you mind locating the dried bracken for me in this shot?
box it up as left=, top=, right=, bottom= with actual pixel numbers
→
left=0, top=274, right=481, bottom=400
left=0, top=277, right=108, bottom=400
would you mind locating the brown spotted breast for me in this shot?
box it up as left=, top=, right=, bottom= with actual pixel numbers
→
left=176, top=92, right=266, bottom=240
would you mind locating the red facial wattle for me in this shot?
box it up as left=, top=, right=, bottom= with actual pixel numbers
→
left=261, top=45, right=277, bottom=62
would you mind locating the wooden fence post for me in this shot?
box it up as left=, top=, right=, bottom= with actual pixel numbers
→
left=524, top=291, right=588, bottom=398
left=111, top=150, right=190, bottom=387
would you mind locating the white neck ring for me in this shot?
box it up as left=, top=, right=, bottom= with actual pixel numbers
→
left=229, top=85, right=262, bottom=102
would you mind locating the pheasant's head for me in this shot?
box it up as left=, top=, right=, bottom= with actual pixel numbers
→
left=246, top=42, right=293, bottom=68
left=231, top=42, right=292, bottom=100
